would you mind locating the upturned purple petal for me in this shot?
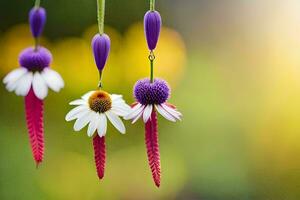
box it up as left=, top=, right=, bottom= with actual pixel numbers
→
left=92, top=34, right=111, bottom=71
left=29, top=7, right=46, bottom=38
left=144, top=11, right=162, bottom=50
left=134, top=78, right=170, bottom=105
left=19, top=47, right=52, bottom=71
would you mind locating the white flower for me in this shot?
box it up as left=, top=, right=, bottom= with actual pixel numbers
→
left=65, top=90, right=131, bottom=137
left=3, top=67, right=64, bottom=100
left=125, top=102, right=182, bottom=123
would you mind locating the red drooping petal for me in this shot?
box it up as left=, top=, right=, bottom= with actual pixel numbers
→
left=93, top=134, right=106, bottom=179
left=25, top=88, right=44, bottom=166
left=145, top=110, right=161, bottom=187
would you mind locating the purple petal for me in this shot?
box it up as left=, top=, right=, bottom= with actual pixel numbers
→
left=92, top=34, right=111, bottom=71
left=29, top=7, right=46, bottom=38
left=144, top=11, right=162, bottom=50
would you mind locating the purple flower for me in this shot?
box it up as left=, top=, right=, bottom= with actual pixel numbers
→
left=92, top=34, right=111, bottom=71
left=134, top=78, right=170, bottom=105
left=144, top=11, right=162, bottom=50
left=29, top=7, right=46, bottom=38
left=19, top=47, right=52, bottom=71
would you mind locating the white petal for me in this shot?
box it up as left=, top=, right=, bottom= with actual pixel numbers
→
left=87, top=112, right=101, bottom=137
left=111, top=94, right=123, bottom=101
left=73, top=111, right=93, bottom=131
left=106, top=110, right=126, bottom=134
left=65, top=105, right=88, bottom=121
left=97, top=114, right=107, bottom=137
left=82, top=91, right=94, bottom=100
left=155, top=104, right=176, bottom=122
left=6, top=74, right=24, bottom=92
left=41, top=68, right=64, bottom=92
left=69, top=99, right=87, bottom=106
left=3, top=68, right=27, bottom=84
left=15, top=72, right=33, bottom=96
left=32, top=72, right=48, bottom=100
left=124, top=103, right=144, bottom=120
left=161, top=103, right=182, bottom=120
left=111, top=103, right=131, bottom=117
left=132, top=108, right=144, bottom=124
left=143, top=105, right=153, bottom=123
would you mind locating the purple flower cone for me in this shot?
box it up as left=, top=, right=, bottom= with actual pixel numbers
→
left=29, top=7, right=46, bottom=38
left=92, top=34, right=111, bottom=71
left=19, top=47, right=52, bottom=71
left=144, top=11, right=162, bottom=50
left=134, top=78, right=170, bottom=105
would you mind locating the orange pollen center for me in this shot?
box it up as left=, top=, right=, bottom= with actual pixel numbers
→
left=88, top=90, right=112, bottom=113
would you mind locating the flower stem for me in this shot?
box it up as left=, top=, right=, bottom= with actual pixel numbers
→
left=97, top=0, right=105, bottom=35
left=149, top=51, right=155, bottom=83
left=150, top=59, right=154, bottom=83
left=98, top=70, right=103, bottom=89
left=150, top=0, right=155, bottom=11
left=34, top=0, right=40, bottom=8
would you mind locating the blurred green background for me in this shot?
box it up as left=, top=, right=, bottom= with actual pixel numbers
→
left=1, top=0, right=300, bottom=199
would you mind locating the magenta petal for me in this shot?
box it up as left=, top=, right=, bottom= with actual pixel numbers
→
left=93, top=134, right=106, bottom=180
left=92, top=33, right=111, bottom=71
left=29, top=7, right=46, bottom=38
left=144, top=11, right=162, bottom=50
left=25, top=88, right=44, bottom=165
left=145, top=110, right=161, bottom=187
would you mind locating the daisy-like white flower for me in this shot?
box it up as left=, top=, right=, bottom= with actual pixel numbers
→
left=3, top=47, right=64, bottom=100
left=66, top=90, right=130, bottom=137
left=125, top=78, right=182, bottom=123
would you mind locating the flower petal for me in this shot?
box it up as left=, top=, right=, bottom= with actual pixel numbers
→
left=106, top=110, right=126, bottom=134
left=3, top=68, right=27, bottom=84
left=97, top=114, right=107, bottom=137
left=161, top=103, right=182, bottom=120
left=143, top=104, right=153, bottom=123
left=132, top=108, right=144, bottom=124
left=82, top=91, right=94, bottom=100
left=155, top=104, right=176, bottom=122
left=65, top=105, right=88, bottom=121
left=73, top=111, right=93, bottom=131
left=124, top=103, right=144, bottom=120
left=69, top=99, right=87, bottom=106
left=15, top=72, right=33, bottom=96
left=32, top=72, right=48, bottom=100
left=41, top=68, right=64, bottom=92
left=87, top=112, right=100, bottom=137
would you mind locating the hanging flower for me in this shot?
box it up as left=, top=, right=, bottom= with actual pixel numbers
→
left=2, top=5, right=64, bottom=166
left=66, top=89, right=130, bottom=179
left=125, top=78, right=182, bottom=187
left=65, top=90, right=130, bottom=137
left=128, top=0, right=182, bottom=186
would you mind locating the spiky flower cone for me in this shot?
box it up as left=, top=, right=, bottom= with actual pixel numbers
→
left=25, top=88, right=44, bottom=166
left=145, top=110, right=161, bottom=187
left=93, top=134, right=106, bottom=179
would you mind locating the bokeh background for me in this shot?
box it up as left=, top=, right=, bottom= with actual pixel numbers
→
left=1, top=0, right=300, bottom=199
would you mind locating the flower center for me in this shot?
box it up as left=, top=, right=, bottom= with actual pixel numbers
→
left=134, top=78, right=170, bottom=105
left=88, top=90, right=112, bottom=113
